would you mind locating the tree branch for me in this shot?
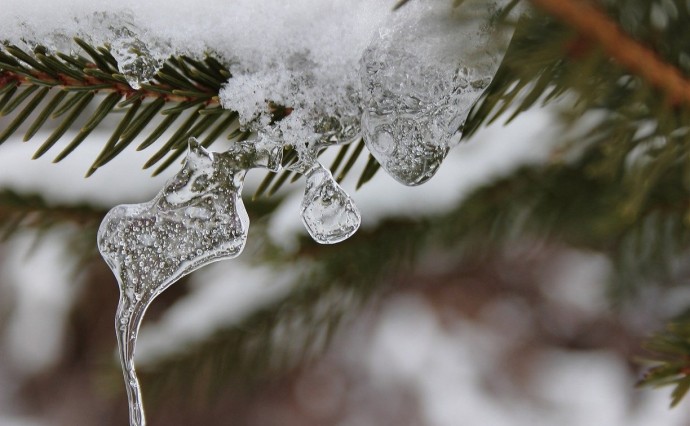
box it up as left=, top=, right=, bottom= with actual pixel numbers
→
left=0, top=68, right=219, bottom=106
left=530, top=0, right=690, bottom=106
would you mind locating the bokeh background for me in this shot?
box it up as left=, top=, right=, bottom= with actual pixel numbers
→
left=1, top=100, right=690, bottom=426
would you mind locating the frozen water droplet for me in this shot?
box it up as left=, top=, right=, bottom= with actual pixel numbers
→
left=97, top=137, right=282, bottom=426
left=359, top=1, right=513, bottom=186
left=110, top=28, right=164, bottom=90
left=300, top=163, right=361, bottom=244
left=361, top=113, right=450, bottom=186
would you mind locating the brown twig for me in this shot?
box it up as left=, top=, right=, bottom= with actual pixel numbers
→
left=530, top=0, right=690, bottom=106
left=1, top=68, right=219, bottom=105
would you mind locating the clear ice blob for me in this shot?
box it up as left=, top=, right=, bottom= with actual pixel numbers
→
left=278, top=110, right=361, bottom=176
left=315, top=113, right=361, bottom=146
left=300, top=163, right=361, bottom=244
left=360, top=0, right=515, bottom=186
left=97, top=138, right=282, bottom=426
left=110, top=27, right=164, bottom=90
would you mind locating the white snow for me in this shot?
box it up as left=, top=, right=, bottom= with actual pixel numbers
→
left=2, top=0, right=388, bottom=58
left=2, top=0, right=394, bottom=139
left=0, top=228, right=82, bottom=375
left=355, top=294, right=690, bottom=426
left=538, top=249, right=613, bottom=317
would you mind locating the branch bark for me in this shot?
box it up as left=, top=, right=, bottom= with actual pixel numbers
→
left=1, top=67, right=219, bottom=106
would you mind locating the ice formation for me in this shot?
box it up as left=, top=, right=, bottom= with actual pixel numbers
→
left=110, top=27, right=164, bottom=90
left=360, top=1, right=513, bottom=185
left=3, top=0, right=514, bottom=187
left=300, top=163, right=361, bottom=244
left=218, top=1, right=514, bottom=187
left=97, top=138, right=282, bottom=425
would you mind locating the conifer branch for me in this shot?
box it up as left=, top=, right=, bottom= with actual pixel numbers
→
left=0, top=189, right=104, bottom=240
left=0, top=67, right=218, bottom=105
left=0, top=42, right=381, bottom=189
left=530, top=0, right=690, bottom=106
left=0, top=42, right=233, bottom=176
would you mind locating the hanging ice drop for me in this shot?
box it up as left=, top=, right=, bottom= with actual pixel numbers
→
left=97, top=138, right=282, bottom=426
left=110, top=28, right=164, bottom=90
left=300, top=163, right=361, bottom=244
left=360, top=1, right=515, bottom=186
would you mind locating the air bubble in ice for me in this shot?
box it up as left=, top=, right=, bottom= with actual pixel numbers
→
left=300, top=163, right=361, bottom=244
left=315, top=113, right=361, bottom=146
left=97, top=138, right=282, bottom=426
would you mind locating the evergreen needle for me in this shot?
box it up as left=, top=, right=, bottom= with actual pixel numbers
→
left=53, top=93, right=122, bottom=162
left=1, top=85, right=37, bottom=116
left=88, top=98, right=142, bottom=171
left=0, top=87, right=49, bottom=145
left=23, top=92, right=67, bottom=142
left=0, top=85, right=18, bottom=112
left=144, top=106, right=204, bottom=168
left=136, top=111, right=182, bottom=151
left=356, top=154, right=380, bottom=189
left=33, top=92, right=94, bottom=160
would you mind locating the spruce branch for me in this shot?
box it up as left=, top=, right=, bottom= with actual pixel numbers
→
left=0, top=42, right=237, bottom=176
left=0, top=58, right=218, bottom=106
left=5, top=1, right=690, bottom=413
left=0, top=41, right=381, bottom=190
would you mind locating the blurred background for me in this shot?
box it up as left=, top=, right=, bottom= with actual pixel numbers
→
left=1, top=100, right=690, bottom=426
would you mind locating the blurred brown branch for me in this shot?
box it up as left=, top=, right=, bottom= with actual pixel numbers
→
left=530, top=0, right=690, bottom=106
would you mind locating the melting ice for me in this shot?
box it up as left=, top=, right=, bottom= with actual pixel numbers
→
left=97, top=138, right=282, bottom=426
left=300, top=163, right=361, bottom=244
left=110, top=27, right=164, bottom=90
left=360, top=0, right=514, bottom=185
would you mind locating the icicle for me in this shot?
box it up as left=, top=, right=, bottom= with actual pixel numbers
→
left=359, top=1, right=513, bottom=186
left=97, top=138, right=282, bottom=426
left=299, top=162, right=361, bottom=244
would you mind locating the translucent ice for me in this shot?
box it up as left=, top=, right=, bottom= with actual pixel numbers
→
left=222, top=62, right=363, bottom=154
left=360, top=0, right=514, bottom=186
left=314, top=111, right=361, bottom=146
left=97, top=138, right=282, bottom=426
left=110, top=27, right=164, bottom=90
left=300, top=163, right=361, bottom=244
